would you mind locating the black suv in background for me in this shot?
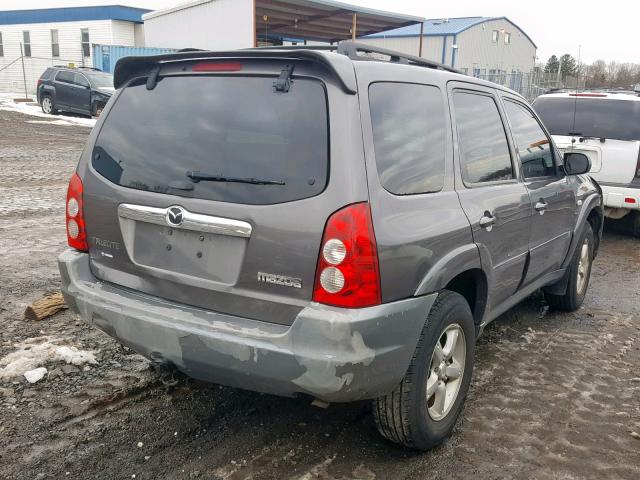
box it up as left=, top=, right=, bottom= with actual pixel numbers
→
left=37, top=66, right=114, bottom=117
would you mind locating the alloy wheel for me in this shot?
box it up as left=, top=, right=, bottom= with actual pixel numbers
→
left=576, top=238, right=591, bottom=295
left=427, top=323, right=466, bottom=421
left=42, top=97, right=52, bottom=114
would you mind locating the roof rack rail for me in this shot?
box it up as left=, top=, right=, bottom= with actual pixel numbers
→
left=252, top=41, right=460, bottom=73
left=52, top=65, right=103, bottom=71
left=337, top=41, right=460, bottom=73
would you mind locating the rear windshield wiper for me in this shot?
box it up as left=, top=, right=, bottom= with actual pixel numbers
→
left=187, top=171, right=285, bottom=185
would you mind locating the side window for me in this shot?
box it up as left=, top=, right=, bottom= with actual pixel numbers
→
left=55, top=70, right=74, bottom=83
left=22, top=31, right=31, bottom=57
left=51, top=29, right=60, bottom=58
left=504, top=100, right=556, bottom=178
left=453, top=91, right=514, bottom=184
left=81, top=28, right=90, bottom=57
left=369, top=82, right=446, bottom=195
left=75, top=73, right=90, bottom=87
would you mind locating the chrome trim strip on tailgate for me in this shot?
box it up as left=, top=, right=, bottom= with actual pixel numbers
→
left=118, top=204, right=252, bottom=238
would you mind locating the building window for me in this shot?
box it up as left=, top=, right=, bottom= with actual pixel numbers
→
left=51, top=29, right=60, bottom=57
left=0, top=32, right=3, bottom=57
left=23, top=31, right=31, bottom=57
left=504, top=32, right=511, bottom=44
left=81, top=28, right=90, bottom=57
left=492, top=30, right=499, bottom=43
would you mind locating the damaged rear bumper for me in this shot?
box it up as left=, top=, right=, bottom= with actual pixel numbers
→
left=58, top=249, right=436, bottom=402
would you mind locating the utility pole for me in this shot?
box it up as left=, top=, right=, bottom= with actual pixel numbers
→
left=556, top=54, right=563, bottom=88
left=19, top=42, right=28, bottom=100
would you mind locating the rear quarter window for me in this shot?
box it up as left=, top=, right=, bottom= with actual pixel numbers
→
left=369, top=82, right=446, bottom=195
left=92, top=75, right=329, bottom=205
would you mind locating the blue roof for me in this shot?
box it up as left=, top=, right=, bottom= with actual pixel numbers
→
left=366, top=16, right=537, bottom=48
left=0, top=5, right=150, bottom=25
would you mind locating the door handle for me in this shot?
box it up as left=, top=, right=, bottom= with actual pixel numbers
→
left=479, top=213, right=496, bottom=229
left=535, top=200, right=548, bottom=213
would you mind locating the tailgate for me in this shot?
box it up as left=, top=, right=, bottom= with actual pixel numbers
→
left=81, top=59, right=366, bottom=326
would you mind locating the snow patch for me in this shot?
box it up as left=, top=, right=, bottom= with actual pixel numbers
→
left=24, top=367, right=48, bottom=384
left=0, top=92, right=96, bottom=128
left=0, top=336, right=98, bottom=380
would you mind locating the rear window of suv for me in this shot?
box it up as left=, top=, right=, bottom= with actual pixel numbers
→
left=92, top=75, right=328, bottom=205
left=533, top=97, right=640, bottom=142
left=369, top=82, right=446, bottom=195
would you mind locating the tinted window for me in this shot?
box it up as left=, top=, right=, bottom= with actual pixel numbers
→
left=55, top=70, right=74, bottom=83
left=533, top=97, right=640, bottom=142
left=74, top=73, right=89, bottom=87
left=504, top=100, right=556, bottom=178
left=369, top=83, right=446, bottom=194
left=87, top=73, right=113, bottom=88
left=41, top=68, right=54, bottom=80
left=453, top=92, right=513, bottom=184
left=93, top=75, right=328, bottom=205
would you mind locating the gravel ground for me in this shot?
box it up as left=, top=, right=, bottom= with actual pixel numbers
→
left=0, top=108, right=639, bottom=480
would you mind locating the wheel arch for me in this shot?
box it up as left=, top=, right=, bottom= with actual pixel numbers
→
left=414, top=244, right=488, bottom=326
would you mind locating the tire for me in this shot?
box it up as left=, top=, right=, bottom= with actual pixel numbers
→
left=632, top=212, right=640, bottom=238
left=544, top=223, right=594, bottom=311
left=41, top=95, right=57, bottom=115
left=373, top=291, right=475, bottom=450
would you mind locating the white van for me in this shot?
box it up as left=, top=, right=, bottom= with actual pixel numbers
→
left=533, top=92, right=640, bottom=234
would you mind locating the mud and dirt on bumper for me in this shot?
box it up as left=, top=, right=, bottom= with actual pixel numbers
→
left=58, top=250, right=437, bottom=402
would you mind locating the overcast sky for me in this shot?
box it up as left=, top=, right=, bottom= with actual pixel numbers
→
left=3, top=0, right=638, bottom=64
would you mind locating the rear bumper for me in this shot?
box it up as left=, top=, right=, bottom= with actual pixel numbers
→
left=59, top=249, right=436, bottom=402
left=601, top=184, right=640, bottom=210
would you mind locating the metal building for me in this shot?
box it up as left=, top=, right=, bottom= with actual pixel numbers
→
left=362, top=17, right=537, bottom=76
left=0, top=5, right=149, bottom=94
left=142, top=0, right=425, bottom=51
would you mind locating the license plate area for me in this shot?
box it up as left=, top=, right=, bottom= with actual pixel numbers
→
left=132, top=222, right=246, bottom=284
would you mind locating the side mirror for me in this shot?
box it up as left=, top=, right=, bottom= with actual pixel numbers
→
left=563, top=152, right=591, bottom=175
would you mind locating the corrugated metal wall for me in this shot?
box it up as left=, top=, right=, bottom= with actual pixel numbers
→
left=360, top=19, right=536, bottom=75
left=92, top=44, right=176, bottom=73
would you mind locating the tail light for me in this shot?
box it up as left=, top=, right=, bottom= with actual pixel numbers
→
left=312, top=203, right=381, bottom=308
left=66, top=173, right=88, bottom=251
left=192, top=62, right=242, bottom=72
left=37, top=79, right=43, bottom=87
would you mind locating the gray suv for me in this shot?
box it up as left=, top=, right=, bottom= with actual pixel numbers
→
left=58, top=42, right=603, bottom=450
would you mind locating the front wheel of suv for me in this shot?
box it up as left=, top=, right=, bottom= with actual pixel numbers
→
left=373, top=291, right=475, bottom=450
left=544, top=223, right=594, bottom=311
left=41, top=95, right=58, bottom=115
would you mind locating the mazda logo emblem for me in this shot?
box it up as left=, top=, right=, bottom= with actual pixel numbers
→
left=166, top=206, right=184, bottom=226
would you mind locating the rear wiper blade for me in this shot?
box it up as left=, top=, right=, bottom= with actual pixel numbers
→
left=186, top=171, right=285, bottom=185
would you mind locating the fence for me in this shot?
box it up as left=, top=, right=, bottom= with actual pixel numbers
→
left=0, top=44, right=176, bottom=96
left=0, top=52, right=85, bottom=97
left=474, top=71, right=586, bottom=102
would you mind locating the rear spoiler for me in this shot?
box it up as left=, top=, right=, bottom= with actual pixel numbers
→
left=113, top=49, right=357, bottom=94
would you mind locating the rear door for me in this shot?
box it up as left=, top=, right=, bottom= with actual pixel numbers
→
left=501, top=95, right=574, bottom=283
left=53, top=70, right=75, bottom=107
left=449, top=84, right=532, bottom=310
left=71, top=72, right=92, bottom=113
left=82, top=59, right=367, bottom=326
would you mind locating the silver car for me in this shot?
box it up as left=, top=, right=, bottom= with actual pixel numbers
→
left=59, top=42, right=603, bottom=450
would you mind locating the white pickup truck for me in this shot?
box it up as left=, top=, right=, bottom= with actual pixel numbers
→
left=533, top=90, right=640, bottom=235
